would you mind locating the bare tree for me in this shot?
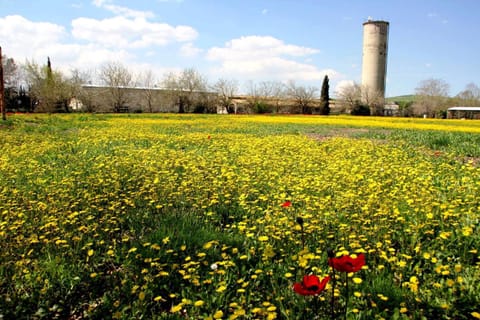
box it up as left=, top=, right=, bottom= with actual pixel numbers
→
left=286, top=80, right=318, bottom=114
left=138, top=69, right=157, bottom=113
left=99, top=62, right=133, bottom=112
left=361, top=84, right=385, bottom=115
left=162, top=68, right=207, bottom=113
left=244, top=80, right=286, bottom=114
left=414, top=78, right=450, bottom=117
left=245, top=80, right=272, bottom=113
left=335, top=82, right=364, bottom=114
left=258, top=81, right=286, bottom=113
left=2, top=52, right=19, bottom=90
left=455, top=82, right=480, bottom=107
left=0, top=47, right=5, bottom=120
left=70, top=69, right=98, bottom=112
left=212, top=78, right=238, bottom=114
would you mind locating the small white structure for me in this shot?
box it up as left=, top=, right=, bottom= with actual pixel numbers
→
left=383, top=103, right=399, bottom=116
left=69, top=98, right=84, bottom=111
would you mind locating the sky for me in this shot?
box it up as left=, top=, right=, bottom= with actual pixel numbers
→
left=1, top=0, right=480, bottom=97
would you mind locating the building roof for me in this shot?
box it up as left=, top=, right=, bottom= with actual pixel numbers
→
left=448, top=106, right=480, bottom=111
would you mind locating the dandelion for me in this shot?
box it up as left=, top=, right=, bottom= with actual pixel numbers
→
left=352, top=277, right=362, bottom=284
left=171, top=303, right=183, bottom=313
left=216, top=285, right=227, bottom=293
left=213, top=310, right=223, bottom=319
left=194, top=300, right=204, bottom=307
left=258, top=235, right=269, bottom=241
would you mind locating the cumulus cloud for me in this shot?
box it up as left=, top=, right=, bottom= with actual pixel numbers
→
left=0, top=12, right=188, bottom=76
left=92, top=0, right=155, bottom=19
left=0, top=15, right=66, bottom=56
left=0, top=15, right=132, bottom=78
left=207, top=35, right=335, bottom=82
left=71, top=16, right=197, bottom=48
left=208, top=36, right=319, bottom=60
left=180, top=43, right=203, bottom=57
left=334, top=79, right=356, bottom=95
left=69, top=0, right=197, bottom=49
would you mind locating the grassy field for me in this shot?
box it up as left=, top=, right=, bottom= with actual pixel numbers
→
left=0, top=114, right=479, bottom=319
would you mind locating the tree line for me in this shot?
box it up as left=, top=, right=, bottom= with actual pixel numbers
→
left=335, top=79, right=480, bottom=118
left=1, top=55, right=330, bottom=115
left=2, top=53, right=479, bottom=117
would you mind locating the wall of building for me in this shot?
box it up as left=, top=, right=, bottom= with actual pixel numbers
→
left=79, top=85, right=179, bottom=113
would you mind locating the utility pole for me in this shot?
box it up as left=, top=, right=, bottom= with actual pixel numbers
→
left=0, top=46, right=6, bottom=120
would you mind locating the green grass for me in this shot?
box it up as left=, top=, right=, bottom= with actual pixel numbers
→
left=0, top=114, right=479, bottom=319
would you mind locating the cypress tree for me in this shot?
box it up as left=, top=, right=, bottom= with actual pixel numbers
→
left=320, top=75, right=330, bottom=115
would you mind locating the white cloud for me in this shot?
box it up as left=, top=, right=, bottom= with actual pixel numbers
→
left=1, top=0, right=200, bottom=80
left=0, top=15, right=66, bottom=58
left=334, top=79, right=356, bottom=95
left=71, top=16, right=198, bottom=49
left=208, top=36, right=319, bottom=61
left=92, top=0, right=154, bottom=19
left=0, top=14, right=131, bottom=77
left=206, top=35, right=333, bottom=82
left=262, top=9, right=268, bottom=15
left=180, top=43, right=203, bottom=57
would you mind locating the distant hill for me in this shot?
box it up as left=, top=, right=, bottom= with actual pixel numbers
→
left=386, top=95, right=416, bottom=103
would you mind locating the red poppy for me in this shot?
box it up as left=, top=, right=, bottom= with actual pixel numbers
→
left=281, top=201, right=292, bottom=207
left=328, top=253, right=365, bottom=273
left=293, top=275, right=330, bottom=296
left=207, top=135, right=211, bottom=140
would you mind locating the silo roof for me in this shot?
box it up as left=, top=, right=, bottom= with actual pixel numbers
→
left=363, top=20, right=389, bottom=26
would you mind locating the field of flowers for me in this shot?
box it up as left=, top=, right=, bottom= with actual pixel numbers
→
left=0, top=114, right=479, bottom=319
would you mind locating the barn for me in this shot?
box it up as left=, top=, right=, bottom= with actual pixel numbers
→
left=447, top=106, right=480, bottom=119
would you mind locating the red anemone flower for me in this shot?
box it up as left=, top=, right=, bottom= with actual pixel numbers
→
left=328, top=253, right=365, bottom=273
left=293, top=275, right=330, bottom=296
left=281, top=201, right=292, bottom=208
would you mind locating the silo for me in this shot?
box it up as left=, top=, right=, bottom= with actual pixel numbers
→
left=361, top=19, right=389, bottom=102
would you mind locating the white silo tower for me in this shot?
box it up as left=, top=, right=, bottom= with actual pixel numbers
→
left=361, top=19, right=389, bottom=104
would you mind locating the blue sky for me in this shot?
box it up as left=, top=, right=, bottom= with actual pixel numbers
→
left=1, top=0, right=479, bottom=97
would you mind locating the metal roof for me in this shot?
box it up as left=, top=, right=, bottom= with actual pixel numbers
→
left=447, top=106, right=480, bottom=111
